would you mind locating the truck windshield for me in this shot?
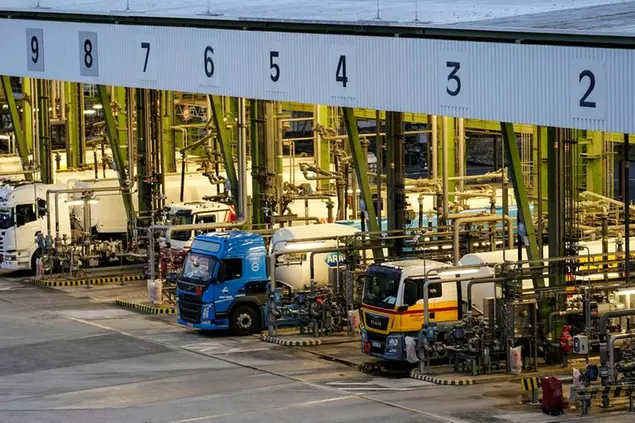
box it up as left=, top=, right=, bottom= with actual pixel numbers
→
left=0, top=208, right=13, bottom=229
left=170, top=210, right=193, bottom=241
left=181, top=253, right=217, bottom=283
left=362, top=268, right=401, bottom=309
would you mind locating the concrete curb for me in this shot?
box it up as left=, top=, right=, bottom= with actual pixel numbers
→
left=29, top=274, right=144, bottom=287
left=410, top=369, right=475, bottom=385
left=115, top=299, right=176, bottom=315
left=261, top=333, right=322, bottom=346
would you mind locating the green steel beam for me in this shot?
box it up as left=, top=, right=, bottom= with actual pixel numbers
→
left=64, top=82, right=80, bottom=169
left=162, top=91, right=176, bottom=173
left=37, top=79, right=52, bottom=184
left=441, top=117, right=456, bottom=201
left=210, top=95, right=238, bottom=204
left=282, top=103, right=534, bottom=133
left=315, top=104, right=330, bottom=190
left=342, top=107, right=384, bottom=259
left=386, top=111, right=405, bottom=256
left=97, top=85, right=135, bottom=237
left=22, top=78, right=33, bottom=153
left=136, top=88, right=152, bottom=222
left=114, top=87, right=128, bottom=166
left=585, top=131, right=604, bottom=194
left=501, top=122, right=543, bottom=288
left=1, top=76, right=32, bottom=181
left=77, top=83, right=86, bottom=166
left=250, top=99, right=265, bottom=226
left=547, top=126, right=565, bottom=288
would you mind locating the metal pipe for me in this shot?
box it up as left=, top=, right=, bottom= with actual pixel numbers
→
left=458, top=118, right=465, bottom=194
left=46, top=186, right=122, bottom=244
left=0, top=169, right=39, bottom=177
left=453, top=215, right=514, bottom=264
left=442, top=116, right=448, bottom=221
left=431, top=116, right=438, bottom=180
left=625, top=133, right=630, bottom=286
left=608, top=332, right=634, bottom=383
left=580, top=191, right=635, bottom=213
left=376, top=110, right=383, bottom=229
left=599, top=308, right=635, bottom=370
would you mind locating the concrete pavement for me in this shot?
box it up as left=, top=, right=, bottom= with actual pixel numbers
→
left=0, top=276, right=632, bottom=423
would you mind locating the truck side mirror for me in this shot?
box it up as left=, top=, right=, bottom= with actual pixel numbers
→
left=37, top=198, right=47, bottom=218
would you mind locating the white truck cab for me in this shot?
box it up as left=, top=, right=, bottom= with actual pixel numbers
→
left=0, top=181, right=71, bottom=271
left=167, top=201, right=235, bottom=251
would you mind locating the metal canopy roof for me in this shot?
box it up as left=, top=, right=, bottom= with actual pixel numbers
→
left=3, top=0, right=633, bottom=34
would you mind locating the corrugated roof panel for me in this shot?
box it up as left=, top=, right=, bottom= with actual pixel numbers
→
left=2, top=0, right=629, bottom=31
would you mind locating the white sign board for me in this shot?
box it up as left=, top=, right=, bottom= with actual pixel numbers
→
left=0, top=19, right=633, bottom=133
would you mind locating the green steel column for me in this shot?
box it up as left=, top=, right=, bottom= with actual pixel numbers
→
left=586, top=131, right=604, bottom=194
left=547, top=127, right=565, bottom=288
left=64, top=82, right=79, bottom=169
left=136, top=88, right=152, bottom=223
left=1, top=76, right=32, bottom=180
left=438, top=117, right=456, bottom=203
left=535, top=126, right=549, bottom=200
left=342, top=107, right=384, bottom=259
left=114, top=87, right=128, bottom=166
left=162, top=91, right=176, bottom=174
left=37, top=79, right=52, bottom=183
left=387, top=111, right=405, bottom=255
left=501, top=122, right=543, bottom=288
left=97, top=85, right=135, bottom=236
left=315, top=105, right=330, bottom=191
left=250, top=99, right=265, bottom=226
left=77, top=83, right=86, bottom=166
left=22, top=78, right=33, bottom=153
left=210, top=95, right=238, bottom=203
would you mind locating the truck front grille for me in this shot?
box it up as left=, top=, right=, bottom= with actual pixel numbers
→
left=178, top=293, right=202, bottom=324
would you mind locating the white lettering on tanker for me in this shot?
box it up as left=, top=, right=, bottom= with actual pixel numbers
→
left=324, top=252, right=346, bottom=268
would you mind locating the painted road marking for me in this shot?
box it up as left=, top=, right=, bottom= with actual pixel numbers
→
left=182, top=341, right=272, bottom=355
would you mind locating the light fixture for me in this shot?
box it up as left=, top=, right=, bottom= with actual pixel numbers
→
left=1, top=104, right=8, bottom=110
left=66, top=199, right=99, bottom=206
left=83, top=109, right=97, bottom=115
left=92, top=104, right=103, bottom=110
left=436, top=268, right=481, bottom=277
left=283, top=241, right=327, bottom=251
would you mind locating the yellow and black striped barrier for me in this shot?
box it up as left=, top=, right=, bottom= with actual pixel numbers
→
left=261, top=333, right=323, bottom=346
left=410, top=369, right=475, bottom=386
left=520, top=377, right=541, bottom=405
left=574, top=384, right=635, bottom=416
left=520, top=377, right=541, bottom=392
left=115, top=299, right=176, bottom=315
left=29, top=274, right=144, bottom=288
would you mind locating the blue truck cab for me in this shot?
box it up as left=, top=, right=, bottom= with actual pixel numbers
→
left=176, top=231, right=269, bottom=335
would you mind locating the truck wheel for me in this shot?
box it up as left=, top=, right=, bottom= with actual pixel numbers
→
left=230, top=306, right=259, bottom=336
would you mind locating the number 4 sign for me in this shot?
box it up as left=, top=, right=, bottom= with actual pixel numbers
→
left=329, top=44, right=356, bottom=99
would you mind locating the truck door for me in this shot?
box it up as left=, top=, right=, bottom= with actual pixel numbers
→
left=213, top=258, right=243, bottom=317
left=14, top=203, right=39, bottom=253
